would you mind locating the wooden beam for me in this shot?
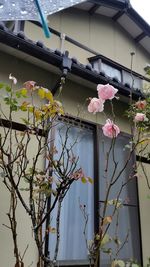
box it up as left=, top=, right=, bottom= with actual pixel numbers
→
left=113, top=10, right=125, bottom=21
left=134, top=32, right=147, bottom=43
left=89, top=4, right=100, bottom=15
left=0, top=119, right=46, bottom=137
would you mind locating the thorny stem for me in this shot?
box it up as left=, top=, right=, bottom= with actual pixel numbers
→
left=8, top=189, right=20, bottom=265
left=53, top=197, right=62, bottom=263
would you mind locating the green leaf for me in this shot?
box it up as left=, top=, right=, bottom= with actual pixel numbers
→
left=81, top=177, right=87, bottom=183
left=20, top=188, right=30, bottom=191
left=0, top=83, right=4, bottom=89
left=5, top=85, right=11, bottom=92
left=101, top=234, right=111, bottom=247
left=11, top=105, right=18, bottom=111
left=38, top=88, right=45, bottom=99
left=113, top=237, right=121, bottom=246
left=21, top=118, right=30, bottom=125
left=16, top=91, right=22, bottom=98
left=88, top=177, right=93, bottom=184
left=4, top=96, right=10, bottom=105
left=20, top=88, right=27, bottom=97
left=101, top=248, right=112, bottom=254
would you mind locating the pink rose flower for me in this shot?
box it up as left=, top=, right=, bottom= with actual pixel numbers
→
left=135, top=100, right=147, bottom=110
left=97, top=83, right=118, bottom=100
left=70, top=168, right=85, bottom=180
left=24, top=81, right=36, bottom=90
left=134, top=113, right=148, bottom=122
left=88, top=97, right=104, bottom=114
left=102, top=119, right=120, bottom=138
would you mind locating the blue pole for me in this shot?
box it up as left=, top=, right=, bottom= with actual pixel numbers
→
left=34, top=0, right=51, bottom=38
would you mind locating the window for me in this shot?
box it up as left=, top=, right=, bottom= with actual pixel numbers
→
left=99, top=131, right=141, bottom=265
left=122, top=70, right=143, bottom=91
left=90, top=57, right=143, bottom=91
left=3, top=21, right=24, bottom=32
left=92, top=60, right=121, bottom=82
left=101, top=62, right=122, bottom=82
left=46, top=119, right=142, bottom=266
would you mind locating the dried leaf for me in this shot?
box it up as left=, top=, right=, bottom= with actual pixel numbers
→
left=49, top=227, right=56, bottom=233
left=103, top=216, right=112, bottom=225
left=113, top=237, right=121, bottom=246
left=111, top=260, right=125, bottom=267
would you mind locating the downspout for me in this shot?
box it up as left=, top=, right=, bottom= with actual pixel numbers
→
left=51, top=50, right=72, bottom=96
left=44, top=51, right=72, bottom=265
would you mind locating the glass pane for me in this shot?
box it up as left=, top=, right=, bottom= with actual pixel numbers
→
left=49, top=122, right=94, bottom=261
left=122, top=70, right=142, bottom=90
left=99, top=132, right=138, bottom=205
left=100, top=205, right=141, bottom=265
left=99, top=132, right=141, bottom=265
left=93, top=60, right=101, bottom=73
left=101, top=63, right=122, bottom=82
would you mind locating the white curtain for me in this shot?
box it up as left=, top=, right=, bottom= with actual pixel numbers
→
left=49, top=122, right=94, bottom=261
left=99, top=133, right=141, bottom=264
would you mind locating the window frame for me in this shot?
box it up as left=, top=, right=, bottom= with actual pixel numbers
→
left=3, top=20, right=25, bottom=32
left=89, top=56, right=143, bottom=92
left=44, top=115, right=143, bottom=267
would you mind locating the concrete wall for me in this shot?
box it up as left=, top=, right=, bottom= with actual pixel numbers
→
left=24, top=8, right=150, bottom=75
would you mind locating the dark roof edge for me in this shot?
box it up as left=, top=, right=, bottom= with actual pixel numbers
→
left=91, top=0, right=129, bottom=11
left=0, top=25, right=143, bottom=100
left=91, top=0, right=150, bottom=36
left=31, top=21, right=150, bottom=83
left=127, top=7, right=150, bottom=37
left=0, top=25, right=63, bottom=68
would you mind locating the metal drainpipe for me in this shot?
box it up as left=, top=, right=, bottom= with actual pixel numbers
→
left=60, top=33, right=66, bottom=54
left=51, top=51, right=72, bottom=96
left=44, top=51, right=72, bottom=263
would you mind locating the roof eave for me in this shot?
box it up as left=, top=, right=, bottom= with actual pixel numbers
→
left=0, top=25, right=143, bottom=100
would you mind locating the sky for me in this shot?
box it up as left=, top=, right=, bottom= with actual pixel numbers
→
left=130, top=0, right=150, bottom=25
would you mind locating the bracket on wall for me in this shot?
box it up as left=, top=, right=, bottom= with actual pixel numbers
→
left=51, top=51, right=72, bottom=95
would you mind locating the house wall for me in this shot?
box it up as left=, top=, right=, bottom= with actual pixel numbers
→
left=0, top=128, right=40, bottom=267
left=24, top=8, right=150, bottom=76
left=0, top=51, right=52, bottom=266
left=138, top=163, right=150, bottom=264
left=0, top=37, right=150, bottom=265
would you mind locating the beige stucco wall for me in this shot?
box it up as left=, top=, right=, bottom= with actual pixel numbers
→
left=138, top=162, right=150, bottom=264
left=0, top=51, right=51, bottom=266
left=0, top=42, right=149, bottom=265
left=0, top=128, right=43, bottom=267
left=25, top=8, right=150, bottom=75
